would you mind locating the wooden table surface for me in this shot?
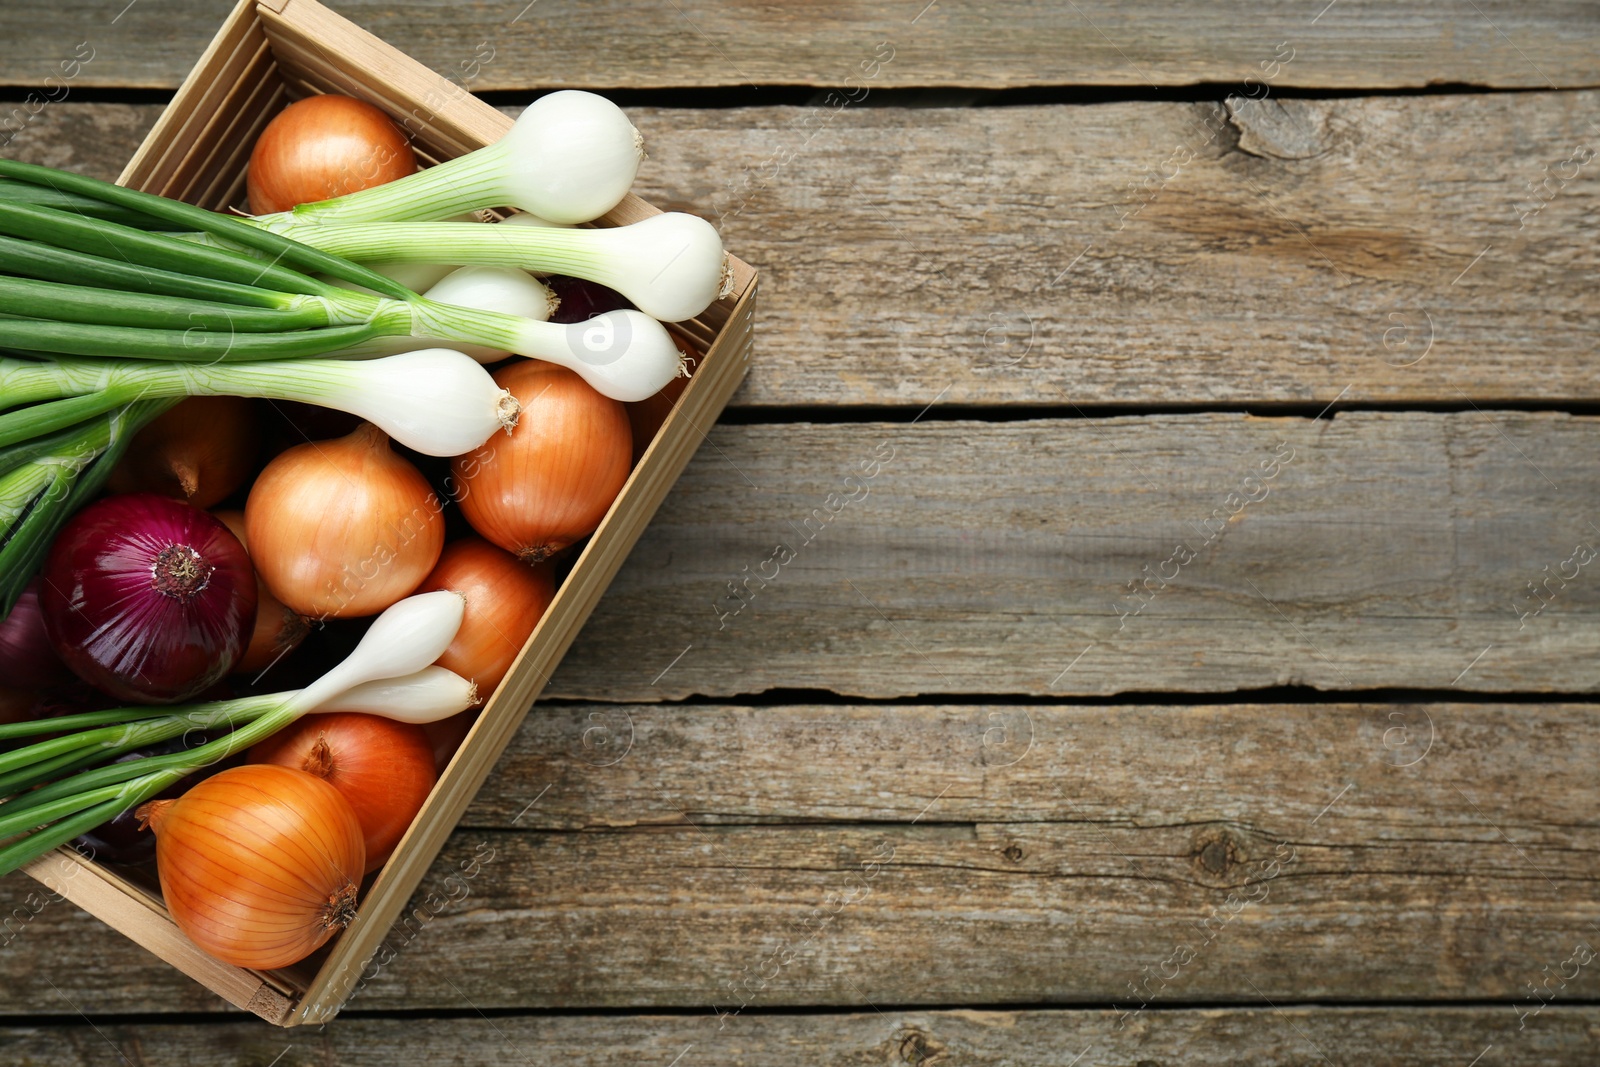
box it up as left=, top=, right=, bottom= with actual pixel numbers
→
left=1, top=2, right=1598, bottom=1063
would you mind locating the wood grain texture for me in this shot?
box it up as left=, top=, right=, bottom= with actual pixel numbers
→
left=467, top=702, right=1587, bottom=834
left=0, top=102, right=156, bottom=178
left=1, top=1, right=1597, bottom=91
left=0, top=1007, right=1596, bottom=1065
left=629, top=92, right=1600, bottom=409
left=532, top=412, right=1600, bottom=700
left=9, top=93, right=1598, bottom=409
left=1, top=703, right=1594, bottom=1015
left=0, top=6, right=1592, bottom=1039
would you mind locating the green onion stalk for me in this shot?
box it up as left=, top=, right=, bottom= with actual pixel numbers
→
left=0, top=351, right=520, bottom=456
left=0, top=158, right=679, bottom=615
left=252, top=90, right=646, bottom=227
left=250, top=211, right=732, bottom=324
left=0, top=592, right=472, bottom=878
left=0, top=200, right=684, bottom=397
left=0, top=165, right=686, bottom=396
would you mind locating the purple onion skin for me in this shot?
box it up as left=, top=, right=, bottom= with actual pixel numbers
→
left=546, top=274, right=634, bottom=324
left=41, top=493, right=256, bottom=705
left=0, top=580, right=72, bottom=690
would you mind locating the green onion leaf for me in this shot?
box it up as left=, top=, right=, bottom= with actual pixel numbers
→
left=0, top=159, right=420, bottom=301
left=0, top=233, right=300, bottom=308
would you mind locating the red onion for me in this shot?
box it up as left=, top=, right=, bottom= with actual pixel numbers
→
left=0, top=579, right=71, bottom=689
left=41, top=493, right=257, bottom=704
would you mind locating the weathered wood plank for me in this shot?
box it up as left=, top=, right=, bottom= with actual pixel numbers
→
left=2, top=703, right=1594, bottom=1015
left=636, top=92, right=1600, bottom=409
left=1, top=1008, right=1596, bottom=1065
left=10, top=94, right=1598, bottom=409
left=0, top=102, right=156, bottom=179
left=541, top=412, right=1600, bottom=699
left=468, top=703, right=1598, bottom=834
left=1, top=1, right=1596, bottom=91
left=272, top=704, right=1600, bottom=1012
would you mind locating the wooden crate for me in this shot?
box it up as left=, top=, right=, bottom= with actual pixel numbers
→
left=19, top=0, right=756, bottom=1027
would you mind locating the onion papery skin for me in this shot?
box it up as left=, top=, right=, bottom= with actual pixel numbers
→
left=106, top=396, right=260, bottom=510
left=41, top=493, right=256, bottom=704
left=212, top=510, right=311, bottom=678
left=143, top=764, right=365, bottom=970
left=452, top=363, right=632, bottom=564
left=247, top=95, right=417, bottom=215
left=0, top=579, right=72, bottom=690
left=416, top=537, right=555, bottom=695
left=249, top=712, right=437, bottom=873
left=246, top=423, right=445, bottom=619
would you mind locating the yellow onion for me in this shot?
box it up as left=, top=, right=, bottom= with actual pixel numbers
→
left=106, top=396, right=259, bottom=509
left=247, top=94, right=417, bottom=215
left=416, top=537, right=555, bottom=694
left=250, top=712, right=438, bottom=873
left=139, top=764, right=365, bottom=970
left=413, top=537, right=556, bottom=770
left=452, top=362, right=632, bottom=563
left=245, top=422, right=444, bottom=618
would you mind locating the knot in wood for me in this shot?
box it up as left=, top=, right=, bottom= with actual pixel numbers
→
left=899, top=1028, right=946, bottom=1064
left=1191, top=826, right=1244, bottom=881
left=1002, top=843, right=1025, bottom=863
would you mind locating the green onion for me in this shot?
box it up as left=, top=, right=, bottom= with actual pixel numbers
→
left=0, top=350, right=519, bottom=456
left=0, top=232, right=297, bottom=307
left=0, top=666, right=475, bottom=803
left=0, top=178, right=168, bottom=229
left=0, top=317, right=388, bottom=364
left=259, top=210, right=730, bottom=322
left=0, top=197, right=347, bottom=298
left=256, top=91, right=645, bottom=227
left=0, top=275, right=337, bottom=332
left=0, top=167, right=685, bottom=398
left=0, top=159, right=418, bottom=300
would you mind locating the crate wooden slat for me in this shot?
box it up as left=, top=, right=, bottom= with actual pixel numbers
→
left=21, top=0, right=754, bottom=1027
